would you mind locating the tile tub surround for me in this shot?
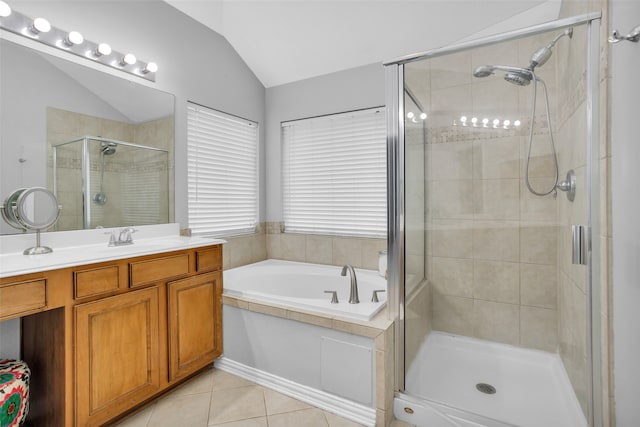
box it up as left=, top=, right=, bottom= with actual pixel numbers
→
left=222, top=294, right=395, bottom=427
left=266, top=222, right=387, bottom=271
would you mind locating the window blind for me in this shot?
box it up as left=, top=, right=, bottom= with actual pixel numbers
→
left=187, top=103, right=258, bottom=236
left=282, top=107, right=386, bottom=238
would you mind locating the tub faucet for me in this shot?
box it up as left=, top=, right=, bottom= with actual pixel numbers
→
left=341, top=264, right=359, bottom=304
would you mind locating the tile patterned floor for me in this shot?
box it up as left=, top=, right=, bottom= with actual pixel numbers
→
left=113, top=366, right=368, bottom=427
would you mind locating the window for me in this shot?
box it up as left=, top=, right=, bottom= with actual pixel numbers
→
left=282, top=107, right=386, bottom=238
left=187, top=103, right=258, bottom=236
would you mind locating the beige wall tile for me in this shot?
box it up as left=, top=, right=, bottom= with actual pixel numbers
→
left=280, top=233, right=306, bottom=262
left=430, top=220, right=473, bottom=259
left=430, top=85, right=472, bottom=129
left=473, top=137, right=520, bottom=180
left=428, top=180, right=474, bottom=220
left=333, top=237, right=363, bottom=267
left=472, top=300, right=519, bottom=345
left=520, top=263, right=557, bottom=309
left=473, top=260, right=519, bottom=304
left=267, top=234, right=283, bottom=259
left=305, top=235, right=333, bottom=265
left=431, top=257, right=473, bottom=298
left=520, top=224, right=557, bottom=264
left=520, top=306, right=558, bottom=352
left=427, top=141, right=473, bottom=180
left=432, top=293, right=474, bottom=336
left=430, top=51, right=471, bottom=90
left=520, top=179, right=558, bottom=222
left=472, top=221, right=519, bottom=262
left=473, top=179, right=519, bottom=220
left=472, top=78, right=520, bottom=122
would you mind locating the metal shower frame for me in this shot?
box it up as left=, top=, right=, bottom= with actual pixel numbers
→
left=384, top=11, right=602, bottom=426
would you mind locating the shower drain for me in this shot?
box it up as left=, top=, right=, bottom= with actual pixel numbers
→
left=475, top=383, right=497, bottom=394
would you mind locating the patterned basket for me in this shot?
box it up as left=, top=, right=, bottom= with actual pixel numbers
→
left=0, top=360, right=30, bottom=427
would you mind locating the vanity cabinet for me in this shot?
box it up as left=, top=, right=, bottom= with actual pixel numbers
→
left=167, top=272, right=222, bottom=381
left=75, top=287, right=161, bottom=426
left=2, top=243, right=223, bottom=427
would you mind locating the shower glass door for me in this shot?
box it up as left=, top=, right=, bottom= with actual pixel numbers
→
left=393, top=17, right=600, bottom=427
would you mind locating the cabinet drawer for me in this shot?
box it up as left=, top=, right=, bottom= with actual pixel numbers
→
left=0, top=279, right=46, bottom=319
left=74, top=266, right=120, bottom=299
left=196, top=246, right=222, bottom=272
left=129, top=254, right=190, bottom=287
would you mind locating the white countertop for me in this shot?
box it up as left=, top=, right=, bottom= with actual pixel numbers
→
left=0, top=224, right=225, bottom=278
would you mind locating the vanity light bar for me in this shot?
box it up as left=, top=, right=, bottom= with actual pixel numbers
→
left=0, top=4, right=157, bottom=82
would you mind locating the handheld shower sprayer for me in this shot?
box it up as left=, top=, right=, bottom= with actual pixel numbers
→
left=471, top=27, right=574, bottom=198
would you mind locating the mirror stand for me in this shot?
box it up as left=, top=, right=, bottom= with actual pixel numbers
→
left=23, top=229, right=53, bottom=255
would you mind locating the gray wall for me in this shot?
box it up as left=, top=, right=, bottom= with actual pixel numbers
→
left=0, top=0, right=265, bottom=358
left=265, top=63, right=385, bottom=221
left=6, top=1, right=267, bottom=226
left=611, top=0, right=640, bottom=423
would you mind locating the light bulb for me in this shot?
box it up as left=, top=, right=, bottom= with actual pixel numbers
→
left=0, top=1, right=11, bottom=17
left=503, top=119, right=511, bottom=127
left=420, top=112, right=427, bottom=120
left=142, top=62, right=158, bottom=73
left=514, top=120, right=521, bottom=127
left=492, top=118, right=500, bottom=126
left=407, top=112, right=414, bottom=119
left=482, top=118, right=489, bottom=125
left=121, top=53, right=137, bottom=66
left=95, top=43, right=112, bottom=57
left=63, top=31, right=84, bottom=47
left=460, top=116, right=467, bottom=123
left=30, top=17, right=51, bottom=34
left=471, top=117, right=478, bottom=125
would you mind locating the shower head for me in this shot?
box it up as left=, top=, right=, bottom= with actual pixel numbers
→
left=529, top=27, right=573, bottom=69
left=472, top=64, right=495, bottom=78
left=472, top=28, right=573, bottom=86
left=100, top=142, right=117, bottom=155
left=504, top=70, right=533, bottom=86
left=473, top=64, right=533, bottom=86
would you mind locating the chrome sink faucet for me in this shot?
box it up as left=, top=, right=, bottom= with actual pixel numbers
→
left=341, top=264, right=359, bottom=304
left=106, top=227, right=137, bottom=246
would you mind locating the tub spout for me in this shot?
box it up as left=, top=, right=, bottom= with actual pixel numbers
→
left=341, top=264, right=359, bottom=304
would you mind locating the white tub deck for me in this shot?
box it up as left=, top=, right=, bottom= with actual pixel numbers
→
left=223, top=259, right=387, bottom=321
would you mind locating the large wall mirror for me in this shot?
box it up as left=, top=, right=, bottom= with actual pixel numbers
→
left=0, top=38, right=175, bottom=235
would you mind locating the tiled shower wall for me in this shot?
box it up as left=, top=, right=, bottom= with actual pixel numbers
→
left=406, top=33, right=562, bottom=353
left=47, top=107, right=174, bottom=230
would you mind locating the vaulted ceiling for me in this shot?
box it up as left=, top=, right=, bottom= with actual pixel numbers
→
left=165, top=0, right=556, bottom=88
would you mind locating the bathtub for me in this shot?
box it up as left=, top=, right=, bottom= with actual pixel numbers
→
left=223, top=259, right=387, bottom=321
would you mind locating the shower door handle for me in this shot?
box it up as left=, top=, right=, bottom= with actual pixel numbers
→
left=572, top=225, right=587, bottom=265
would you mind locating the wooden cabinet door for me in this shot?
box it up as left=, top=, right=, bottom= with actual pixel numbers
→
left=168, top=271, right=222, bottom=381
left=75, top=287, right=160, bottom=426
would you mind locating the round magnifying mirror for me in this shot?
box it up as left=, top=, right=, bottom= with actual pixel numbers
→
left=0, top=188, right=26, bottom=229
left=16, top=187, right=61, bottom=230
left=1, top=187, right=61, bottom=255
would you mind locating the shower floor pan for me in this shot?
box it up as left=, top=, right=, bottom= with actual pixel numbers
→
left=395, top=332, right=587, bottom=427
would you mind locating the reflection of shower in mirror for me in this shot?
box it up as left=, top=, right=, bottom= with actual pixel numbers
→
left=93, top=142, right=117, bottom=206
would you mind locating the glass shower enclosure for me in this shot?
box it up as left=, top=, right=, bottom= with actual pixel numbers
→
left=53, top=136, right=169, bottom=230
left=386, top=13, right=602, bottom=427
